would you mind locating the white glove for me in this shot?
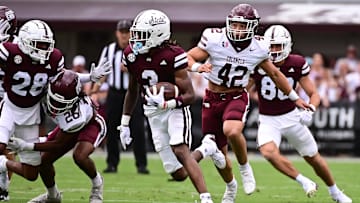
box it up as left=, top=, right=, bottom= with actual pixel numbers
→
left=0, top=19, right=11, bottom=43
left=299, top=109, right=314, bottom=126
left=90, top=58, right=112, bottom=83
left=145, top=86, right=167, bottom=109
left=117, top=125, right=132, bottom=150
left=8, top=137, right=34, bottom=152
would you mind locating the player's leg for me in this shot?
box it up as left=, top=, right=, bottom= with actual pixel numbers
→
left=28, top=127, right=73, bottom=203
left=222, top=94, right=256, bottom=195
left=168, top=107, right=213, bottom=203
left=192, top=134, right=226, bottom=169
left=147, top=112, right=187, bottom=181
left=201, top=92, right=237, bottom=203
left=287, top=124, right=352, bottom=202
left=74, top=115, right=106, bottom=203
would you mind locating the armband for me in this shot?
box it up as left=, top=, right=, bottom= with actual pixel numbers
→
left=121, top=115, right=131, bottom=126
left=191, top=63, right=202, bottom=72
left=288, top=90, right=299, bottom=101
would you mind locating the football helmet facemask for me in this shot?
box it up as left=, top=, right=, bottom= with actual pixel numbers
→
left=18, top=20, right=55, bottom=62
left=226, top=4, right=260, bottom=42
left=47, top=70, right=82, bottom=115
left=264, top=25, right=292, bottom=63
left=129, top=9, right=171, bottom=55
left=0, top=6, right=17, bottom=43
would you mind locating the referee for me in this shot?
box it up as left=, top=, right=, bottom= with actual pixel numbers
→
left=91, top=20, right=149, bottom=174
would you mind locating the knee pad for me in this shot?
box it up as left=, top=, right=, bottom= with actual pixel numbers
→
left=158, top=147, right=183, bottom=174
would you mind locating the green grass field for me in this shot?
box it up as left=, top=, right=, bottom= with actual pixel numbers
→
left=9, top=152, right=360, bottom=203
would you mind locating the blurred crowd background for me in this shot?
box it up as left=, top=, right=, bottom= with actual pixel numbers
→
left=4, top=0, right=360, bottom=156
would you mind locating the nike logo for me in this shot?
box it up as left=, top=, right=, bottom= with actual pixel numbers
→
left=249, top=48, right=255, bottom=51
left=233, top=95, right=242, bottom=99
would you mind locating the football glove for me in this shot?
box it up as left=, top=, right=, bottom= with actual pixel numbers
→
left=299, top=109, right=314, bottom=126
left=117, top=125, right=132, bottom=150
left=90, top=58, right=112, bottom=83
left=8, top=137, right=34, bottom=152
left=145, top=86, right=176, bottom=109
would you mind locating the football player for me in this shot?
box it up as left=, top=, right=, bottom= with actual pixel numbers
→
left=247, top=24, right=352, bottom=203
left=187, top=3, right=309, bottom=203
left=0, top=5, right=17, bottom=201
left=0, top=19, right=110, bottom=189
left=9, top=70, right=106, bottom=203
left=119, top=9, right=223, bottom=203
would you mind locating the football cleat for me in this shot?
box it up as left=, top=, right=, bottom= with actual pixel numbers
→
left=302, top=181, right=318, bottom=198
left=221, top=180, right=238, bottom=203
left=202, top=134, right=226, bottom=169
left=0, top=187, right=9, bottom=201
left=27, top=191, right=62, bottom=203
left=330, top=190, right=352, bottom=203
left=89, top=175, right=103, bottom=203
left=239, top=164, right=256, bottom=195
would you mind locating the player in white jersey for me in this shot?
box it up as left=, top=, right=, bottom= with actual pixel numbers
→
left=9, top=70, right=107, bottom=203
left=187, top=4, right=309, bottom=203
left=247, top=24, right=352, bottom=203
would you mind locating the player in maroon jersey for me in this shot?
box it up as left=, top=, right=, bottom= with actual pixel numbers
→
left=0, top=19, right=111, bottom=191
left=0, top=5, right=17, bottom=201
left=9, top=70, right=107, bottom=203
left=247, top=25, right=352, bottom=203
left=120, top=9, right=222, bottom=203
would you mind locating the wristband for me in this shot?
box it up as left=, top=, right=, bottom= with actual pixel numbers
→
left=164, top=99, right=177, bottom=109
left=121, top=115, right=131, bottom=126
left=191, top=63, right=202, bottom=72
left=26, top=143, right=35, bottom=151
left=288, top=90, right=299, bottom=101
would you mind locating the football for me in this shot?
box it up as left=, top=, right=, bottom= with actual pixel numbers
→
left=149, top=82, right=179, bottom=100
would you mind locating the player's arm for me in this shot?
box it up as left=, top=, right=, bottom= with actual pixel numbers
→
left=122, top=70, right=139, bottom=116
left=260, top=59, right=309, bottom=109
left=9, top=131, right=75, bottom=152
left=246, top=77, right=259, bottom=101
left=187, top=47, right=211, bottom=73
left=174, top=68, right=196, bottom=106
left=299, top=75, right=320, bottom=109
left=33, top=132, right=75, bottom=152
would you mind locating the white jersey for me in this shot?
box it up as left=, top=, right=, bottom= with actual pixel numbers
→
left=52, top=96, right=94, bottom=133
left=198, top=27, right=269, bottom=88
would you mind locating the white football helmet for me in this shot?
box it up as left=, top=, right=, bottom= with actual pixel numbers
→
left=129, top=9, right=171, bottom=55
left=264, top=25, right=292, bottom=63
left=18, top=20, right=55, bottom=62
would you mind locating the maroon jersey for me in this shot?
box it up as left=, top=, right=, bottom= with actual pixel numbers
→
left=0, top=42, right=64, bottom=107
left=122, top=44, right=188, bottom=97
left=251, top=54, right=310, bottom=115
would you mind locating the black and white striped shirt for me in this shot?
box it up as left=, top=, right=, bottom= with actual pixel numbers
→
left=98, top=42, right=129, bottom=90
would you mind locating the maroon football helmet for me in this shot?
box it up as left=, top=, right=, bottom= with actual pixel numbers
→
left=226, top=4, right=260, bottom=42
left=47, top=70, right=82, bottom=115
left=0, top=6, right=17, bottom=42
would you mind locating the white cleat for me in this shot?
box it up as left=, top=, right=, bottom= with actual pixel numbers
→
left=221, top=180, right=238, bottom=203
left=199, top=193, right=213, bottom=203
left=240, top=165, right=256, bottom=195
left=202, top=134, right=226, bottom=169
left=302, top=181, right=318, bottom=198
left=27, top=192, right=62, bottom=203
left=200, top=198, right=213, bottom=203
left=330, top=190, right=352, bottom=203
left=89, top=176, right=104, bottom=203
